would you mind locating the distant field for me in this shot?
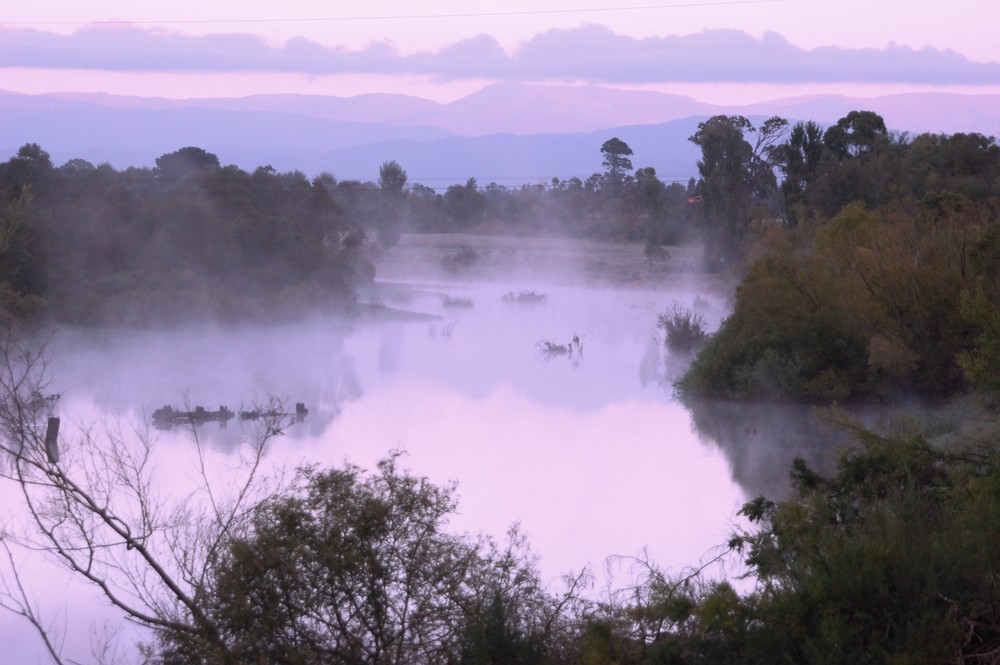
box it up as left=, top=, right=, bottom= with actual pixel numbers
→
left=371, top=233, right=725, bottom=292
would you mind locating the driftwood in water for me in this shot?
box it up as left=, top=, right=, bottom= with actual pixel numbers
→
left=538, top=334, right=583, bottom=360
left=152, top=404, right=235, bottom=430
left=502, top=291, right=548, bottom=305
left=442, top=295, right=474, bottom=308
left=240, top=402, right=309, bottom=423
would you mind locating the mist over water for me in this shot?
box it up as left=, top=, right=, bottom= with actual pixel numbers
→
left=4, top=234, right=847, bottom=662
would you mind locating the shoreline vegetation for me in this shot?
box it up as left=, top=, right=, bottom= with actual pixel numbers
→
left=1, top=109, right=999, bottom=662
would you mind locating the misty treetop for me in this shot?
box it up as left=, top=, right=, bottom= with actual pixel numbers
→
left=0, top=138, right=699, bottom=326
left=687, top=112, right=1000, bottom=271
left=0, top=145, right=372, bottom=325
left=599, top=137, right=634, bottom=189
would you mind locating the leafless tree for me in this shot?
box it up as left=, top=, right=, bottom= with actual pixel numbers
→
left=0, top=326, right=289, bottom=664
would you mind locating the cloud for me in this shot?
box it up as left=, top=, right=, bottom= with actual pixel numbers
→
left=1, top=23, right=998, bottom=85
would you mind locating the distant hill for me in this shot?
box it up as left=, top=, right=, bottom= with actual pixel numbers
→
left=41, top=84, right=713, bottom=135
left=0, top=92, right=456, bottom=153
left=43, top=84, right=1000, bottom=137
left=2, top=84, right=998, bottom=187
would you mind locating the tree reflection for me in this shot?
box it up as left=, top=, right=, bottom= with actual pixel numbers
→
left=683, top=398, right=851, bottom=498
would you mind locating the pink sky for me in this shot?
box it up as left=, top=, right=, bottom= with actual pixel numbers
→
left=3, top=0, right=999, bottom=103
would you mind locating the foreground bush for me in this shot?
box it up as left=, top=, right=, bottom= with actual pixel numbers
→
left=590, top=406, right=1000, bottom=664
left=153, top=455, right=580, bottom=665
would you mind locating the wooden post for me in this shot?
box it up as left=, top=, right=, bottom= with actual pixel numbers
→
left=45, top=416, right=60, bottom=464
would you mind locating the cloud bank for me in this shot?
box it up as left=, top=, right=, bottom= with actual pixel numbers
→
left=2, top=23, right=998, bottom=85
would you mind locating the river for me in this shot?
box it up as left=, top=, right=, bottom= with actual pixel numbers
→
left=1, top=233, right=848, bottom=663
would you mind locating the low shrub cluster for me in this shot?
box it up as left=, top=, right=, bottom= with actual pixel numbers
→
left=657, top=301, right=710, bottom=353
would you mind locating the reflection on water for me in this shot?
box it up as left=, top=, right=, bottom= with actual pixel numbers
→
left=685, top=399, right=852, bottom=499
left=4, top=234, right=853, bottom=662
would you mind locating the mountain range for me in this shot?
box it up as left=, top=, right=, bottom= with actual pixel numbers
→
left=3, top=83, right=999, bottom=188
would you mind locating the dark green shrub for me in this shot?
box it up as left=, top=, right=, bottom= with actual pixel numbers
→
left=657, top=302, right=709, bottom=353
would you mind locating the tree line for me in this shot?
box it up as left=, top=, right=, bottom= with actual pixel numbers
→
left=0, top=145, right=370, bottom=325
left=0, top=139, right=703, bottom=325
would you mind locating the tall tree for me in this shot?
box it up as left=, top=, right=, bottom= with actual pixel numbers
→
left=600, top=137, right=634, bottom=188
left=377, top=160, right=408, bottom=248
left=822, top=110, right=888, bottom=160
left=689, top=116, right=754, bottom=270
left=0, top=143, right=54, bottom=201
left=378, top=160, right=408, bottom=192
left=0, top=190, right=44, bottom=315
left=443, top=178, right=485, bottom=230
left=155, top=146, right=221, bottom=182
left=781, top=120, right=826, bottom=223
left=689, top=116, right=788, bottom=270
